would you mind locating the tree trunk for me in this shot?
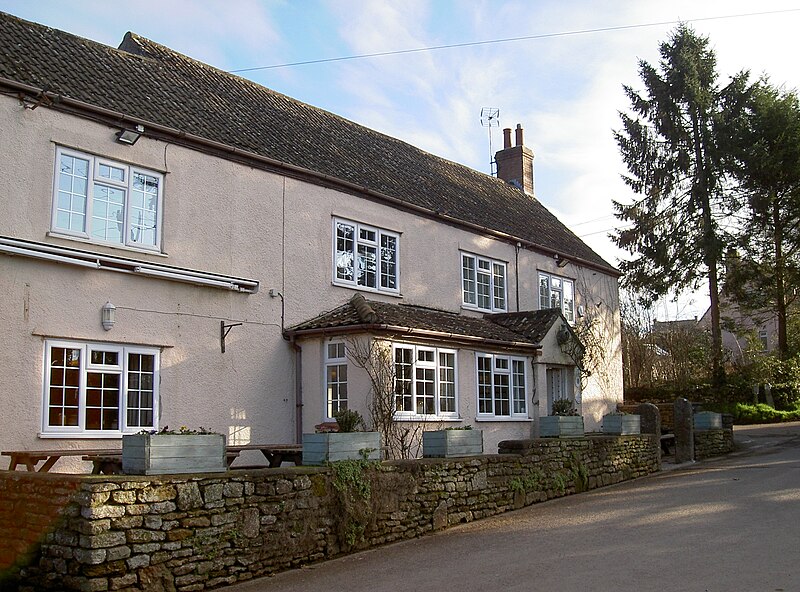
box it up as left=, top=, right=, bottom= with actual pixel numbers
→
left=773, top=197, right=789, bottom=358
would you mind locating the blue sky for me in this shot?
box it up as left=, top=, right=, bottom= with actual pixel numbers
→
left=2, top=0, right=800, bottom=320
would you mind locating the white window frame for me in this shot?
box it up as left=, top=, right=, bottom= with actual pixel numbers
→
left=332, top=217, right=400, bottom=294
left=41, top=340, right=160, bottom=438
left=461, top=252, right=507, bottom=312
left=392, top=343, right=458, bottom=419
left=476, top=353, right=529, bottom=420
left=538, top=272, right=575, bottom=323
left=52, top=146, right=164, bottom=252
left=324, top=341, right=348, bottom=420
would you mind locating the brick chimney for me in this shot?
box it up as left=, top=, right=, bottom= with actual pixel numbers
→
left=495, top=123, right=534, bottom=196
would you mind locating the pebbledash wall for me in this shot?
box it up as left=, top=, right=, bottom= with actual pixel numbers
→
left=0, top=436, right=660, bottom=591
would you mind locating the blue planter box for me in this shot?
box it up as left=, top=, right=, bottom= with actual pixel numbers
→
left=422, top=430, right=483, bottom=458
left=540, top=416, right=584, bottom=438
left=602, top=414, right=641, bottom=435
left=302, top=432, right=381, bottom=465
left=694, top=411, right=722, bottom=431
left=122, top=433, right=227, bottom=475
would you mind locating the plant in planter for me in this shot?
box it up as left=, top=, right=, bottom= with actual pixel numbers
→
left=601, top=410, right=641, bottom=435
left=540, top=399, right=584, bottom=438
left=423, top=424, right=484, bottom=458
left=122, top=426, right=226, bottom=475
left=302, top=409, right=381, bottom=465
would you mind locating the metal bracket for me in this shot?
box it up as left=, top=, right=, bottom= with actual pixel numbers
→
left=220, top=321, right=243, bottom=353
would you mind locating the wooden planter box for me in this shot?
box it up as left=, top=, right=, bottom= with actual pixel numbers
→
left=122, top=433, right=226, bottom=475
left=422, top=429, right=483, bottom=458
left=540, top=415, right=584, bottom=438
left=694, top=411, right=722, bottom=431
left=602, top=414, right=641, bottom=435
left=302, top=432, right=381, bottom=465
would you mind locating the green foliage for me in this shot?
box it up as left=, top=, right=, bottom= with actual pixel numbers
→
left=708, top=402, right=800, bottom=424
left=568, top=453, right=589, bottom=493
left=328, top=458, right=376, bottom=549
left=614, top=24, right=751, bottom=385
left=509, top=469, right=545, bottom=493
left=552, top=473, right=567, bottom=495
left=551, top=399, right=578, bottom=416
left=333, top=409, right=366, bottom=433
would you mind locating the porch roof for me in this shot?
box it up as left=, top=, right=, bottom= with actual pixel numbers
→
left=285, top=294, right=567, bottom=352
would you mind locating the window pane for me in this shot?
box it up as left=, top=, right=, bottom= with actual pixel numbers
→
left=477, top=263, right=491, bottom=310
left=91, top=183, right=125, bottom=243
left=493, top=262, right=506, bottom=310
left=513, top=360, right=527, bottom=415
left=98, top=163, right=125, bottom=182
left=394, top=347, right=414, bottom=412
left=357, top=244, right=377, bottom=288
left=127, top=353, right=156, bottom=428
left=477, top=356, right=493, bottom=414
left=380, top=234, right=397, bottom=290
left=462, top=255, right=476, bottom=305
left=563, top=280, right=575, bottom=322
left=56, top=154, right=89, bottom=233
left=335, top=222, right=355, bottom=281
left=439, top=352, right=456, bottom=414
left=129, top=172, right=159, bottom=246
left=48, top=347, right=81, bottom=427
left=539, top=275, right=550, bottom=310
left=494, top=373, right=510, bottom=416
left=415, top=367, right=435, bottom=415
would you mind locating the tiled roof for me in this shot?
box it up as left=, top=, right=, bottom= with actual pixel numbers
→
left=0, top=12, right=615, bottom=273
left=287, top=294, right=564, bottom=349
left=486, top=309, right=565, bottom=343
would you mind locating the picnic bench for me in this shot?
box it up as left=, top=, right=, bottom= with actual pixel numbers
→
left=2, top=448, right=121, bottom=472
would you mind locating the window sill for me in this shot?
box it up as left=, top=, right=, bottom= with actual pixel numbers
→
left=39, top=432, right=127, bottom=439
left=47, top=231, right=168, bottom=258
left=332, top=281, right=402, bottom=298
left=393, top=415, right=462, bottom=422
left=461, top=304, right=507, bottom=314
left=474, top=416, right=531, bottom=423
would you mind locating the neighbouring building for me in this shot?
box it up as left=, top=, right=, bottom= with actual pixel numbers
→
left=0, top=12, right=622, bottom=464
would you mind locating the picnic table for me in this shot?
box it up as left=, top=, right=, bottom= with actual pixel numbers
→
left=4, top=443, right=303, bottom=474
left=227, top=444, right=303, bottom=468
left=2, top=448, right=121, bottom=472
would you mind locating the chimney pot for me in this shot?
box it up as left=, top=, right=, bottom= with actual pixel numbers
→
left=515, top=123, right=524, bottom=147
left=502, top=128, right=512, bottom=149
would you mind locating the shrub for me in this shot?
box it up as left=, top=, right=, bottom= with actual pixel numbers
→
left=333, top=409, right=367, bottom=433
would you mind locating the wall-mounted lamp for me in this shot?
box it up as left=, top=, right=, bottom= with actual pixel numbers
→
left=101, top=301, right=116, bottom=331
left=115, top=124, right=144, bottom=145
left=555, top=253, right=569, bottom=268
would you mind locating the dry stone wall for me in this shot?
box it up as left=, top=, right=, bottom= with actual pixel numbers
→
left=1, top=435, right=659, bottom=592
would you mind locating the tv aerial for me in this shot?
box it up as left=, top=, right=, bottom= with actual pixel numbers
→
left=480, top=107, right=500, bottom=176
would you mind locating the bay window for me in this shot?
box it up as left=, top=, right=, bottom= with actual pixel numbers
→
left=393, top=344, right=457, bottom=418
left=476, top=353, right=528, bottom=419
left=325, top=342, right=348, bottom=418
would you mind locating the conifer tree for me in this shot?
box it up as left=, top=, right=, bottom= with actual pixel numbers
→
left=613, top=24, right=749, bottom=384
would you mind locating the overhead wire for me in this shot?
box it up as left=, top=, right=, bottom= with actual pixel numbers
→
left=229, top=8, right=800, bottom=73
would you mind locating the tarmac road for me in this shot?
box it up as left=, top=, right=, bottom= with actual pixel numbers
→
left=228, top=423, right=800, bottom=592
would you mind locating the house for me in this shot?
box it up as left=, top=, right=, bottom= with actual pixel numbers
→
left=0, top=12, right=622, bottom=463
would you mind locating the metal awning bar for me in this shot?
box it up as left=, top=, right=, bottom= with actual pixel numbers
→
left=0, top=236, right=259, bottom=293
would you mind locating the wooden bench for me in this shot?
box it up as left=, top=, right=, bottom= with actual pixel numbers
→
left=2, top=448, right=121, bottom=472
